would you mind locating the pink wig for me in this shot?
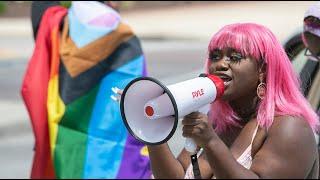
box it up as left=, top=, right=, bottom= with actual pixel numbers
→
left=206, top=23, right=319, bottom=134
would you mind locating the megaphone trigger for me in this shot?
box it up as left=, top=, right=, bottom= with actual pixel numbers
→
left=111, top=86, right=123, bottom=95
left=110, top=87, right=123, bottom=103
left=110, top=95, right=118, bottom=102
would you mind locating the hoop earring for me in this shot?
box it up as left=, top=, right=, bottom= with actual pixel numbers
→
left=257, top=82, right=266, bottom=99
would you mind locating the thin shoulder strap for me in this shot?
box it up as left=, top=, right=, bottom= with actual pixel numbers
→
left=250, top=124, right=259, bottom=145
left=197, top=148, right=204, bottom=158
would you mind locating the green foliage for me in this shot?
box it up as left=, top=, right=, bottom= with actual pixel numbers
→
left=0, top=1, right=6, bottom=15
left=60, top=1, right=72, bottom=8
left=120, top=1, right=136, bottom=9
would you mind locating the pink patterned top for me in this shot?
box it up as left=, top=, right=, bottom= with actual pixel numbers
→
left=184, top=125, right=259, bottom=179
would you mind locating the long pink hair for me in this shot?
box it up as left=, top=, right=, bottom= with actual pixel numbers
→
left=206, top=23, right=319, bottom=134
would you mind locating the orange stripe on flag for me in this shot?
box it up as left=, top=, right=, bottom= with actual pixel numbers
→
left=50, top=27, right=60, bottom=77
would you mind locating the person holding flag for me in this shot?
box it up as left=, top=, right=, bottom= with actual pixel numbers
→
left=21, top=1, right=151, bottom=179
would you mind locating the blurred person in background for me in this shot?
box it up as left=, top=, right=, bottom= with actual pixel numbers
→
left=302, top=2, right=320, bottom=114
left=21, top=1, right=150, bottom=179
left=144, top=23, right=319, bottom=179
left=302, top=2, right=320, bottom=177
left=303, top=2, right=320, bottom=63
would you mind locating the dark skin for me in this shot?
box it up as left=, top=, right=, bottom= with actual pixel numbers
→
left=303, top=16, right=320, bottom=177
left=304, top=31, right=320, bottom=60
left=304, top=16, right=320, bottom=59
left=146, top=48, right=319, bottom=179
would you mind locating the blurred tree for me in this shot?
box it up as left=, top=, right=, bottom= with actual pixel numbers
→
left=120, top=1, right=136, bottom=9
left=0, top=1, right=6, bottom=15
left=60, top=1, right=71, bottom=8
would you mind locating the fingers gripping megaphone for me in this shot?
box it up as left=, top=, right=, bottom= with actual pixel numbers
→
left=120, top=73, right=224, bottom=154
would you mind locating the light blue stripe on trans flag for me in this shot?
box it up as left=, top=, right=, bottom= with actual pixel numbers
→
left=83, top=56, right=144, bottom=178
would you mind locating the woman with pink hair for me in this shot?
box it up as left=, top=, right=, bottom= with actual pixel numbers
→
left=147, top=23, right=320, bottom=179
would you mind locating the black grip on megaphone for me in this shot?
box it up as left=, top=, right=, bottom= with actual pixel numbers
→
left=198, top=73, right=208, bottom=77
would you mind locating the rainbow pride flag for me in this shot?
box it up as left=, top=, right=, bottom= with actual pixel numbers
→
left=21, top=2, right=151, bottom=179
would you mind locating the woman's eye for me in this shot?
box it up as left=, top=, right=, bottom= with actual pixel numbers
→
left=210, top=53, right=222, bottom=61
left=230, top=53, right=243, bottom=62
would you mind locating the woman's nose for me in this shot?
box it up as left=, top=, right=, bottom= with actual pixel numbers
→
left=215, top=56, right=230, bottom=71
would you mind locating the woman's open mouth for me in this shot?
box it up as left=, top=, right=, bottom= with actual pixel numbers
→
left=214, top=73, right=232, bottom=87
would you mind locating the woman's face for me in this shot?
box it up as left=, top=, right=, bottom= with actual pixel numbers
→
left=208, top=48, right=261, bottom=102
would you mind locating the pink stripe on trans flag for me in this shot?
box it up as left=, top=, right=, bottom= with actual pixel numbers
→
left=88, top=13, right=120, bottom=27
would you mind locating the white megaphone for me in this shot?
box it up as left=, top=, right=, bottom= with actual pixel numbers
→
left=120, top=73, right=224, bottom=154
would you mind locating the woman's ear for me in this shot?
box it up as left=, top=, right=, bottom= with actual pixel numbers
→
left=258, top=62, right=266, bottom=83
left=259, top=72, right=265, bottom=83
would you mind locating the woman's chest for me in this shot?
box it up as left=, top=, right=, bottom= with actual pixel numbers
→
left=230, top=124, right=267, bottom=160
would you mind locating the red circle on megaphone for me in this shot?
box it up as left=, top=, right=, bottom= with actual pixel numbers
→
left=145, top=106, right=154, bottom=116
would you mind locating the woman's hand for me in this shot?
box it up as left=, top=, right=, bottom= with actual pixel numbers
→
left=182, top=112, right=218, bottom=148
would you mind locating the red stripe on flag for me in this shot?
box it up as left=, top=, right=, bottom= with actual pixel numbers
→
left=20, top=6, right=67, bottom=179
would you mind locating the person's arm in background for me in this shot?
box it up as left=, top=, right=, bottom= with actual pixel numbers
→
left=31, top=1, right=60, bottom=40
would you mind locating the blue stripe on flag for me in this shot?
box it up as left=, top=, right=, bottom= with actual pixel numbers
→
left=83, top=56, right=144, bottom=178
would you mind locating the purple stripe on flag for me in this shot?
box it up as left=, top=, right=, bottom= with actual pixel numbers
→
left=142, top=56, right=147, bottom=77
left=116, top=58, right=151, bottom=179
left=116, top=134, right=151, bottom=179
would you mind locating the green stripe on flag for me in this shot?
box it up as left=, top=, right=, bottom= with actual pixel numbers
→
left=54, top=85, right=99, bottom=178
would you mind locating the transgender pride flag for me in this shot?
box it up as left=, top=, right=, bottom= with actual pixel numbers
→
left=21, top=1, right=151, bottom=179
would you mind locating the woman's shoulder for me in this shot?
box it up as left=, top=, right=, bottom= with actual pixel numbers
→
left=259, top=115, right=319, bottom=176
left=268, top=115, right=317, bottom=149
left=271, top=115, right=314, bottom=132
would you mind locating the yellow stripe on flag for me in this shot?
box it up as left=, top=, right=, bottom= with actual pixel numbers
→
left=47, top=26, right=65, bottom=158
left=47, top=75, right=65, bottom=157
